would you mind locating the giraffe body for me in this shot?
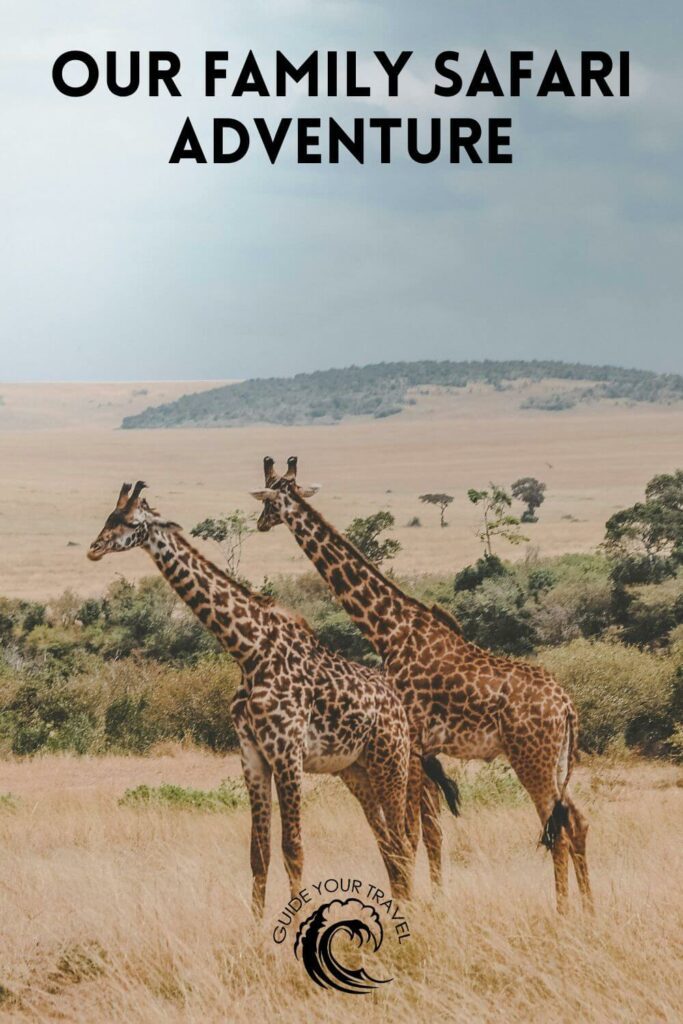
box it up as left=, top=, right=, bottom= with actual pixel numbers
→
left=252, top=459, right=592, bottom=912
left=88, top=482, right=415, bottom=915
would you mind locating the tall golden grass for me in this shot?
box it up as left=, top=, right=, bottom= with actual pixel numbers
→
left=0, top=752, right=680, bottom=1023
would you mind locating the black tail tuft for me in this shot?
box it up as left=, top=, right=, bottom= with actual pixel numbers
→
left=422, top=755, right=460, bottom=817
left=540, top=800, right=570, bottom=851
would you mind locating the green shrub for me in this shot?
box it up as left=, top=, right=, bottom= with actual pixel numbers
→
left=453, top=577, right=537, bottom=655
left=532, top=576, right=613, bottom=646
left=314, top=610, right=376, bottom=664
left=454, top=554, right=508, bottom=594
left=539, top=640, right=677, bottom=754
left=0, top=655, right=241, bottom=757
left=459, top=761, right=526, bottom=808
left=119, top=779, right=247, bottom=811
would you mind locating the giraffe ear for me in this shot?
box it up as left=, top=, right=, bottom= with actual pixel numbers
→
left=250, top=488, right=278, bottom=502
left=298, top=484, right=321, bottom=498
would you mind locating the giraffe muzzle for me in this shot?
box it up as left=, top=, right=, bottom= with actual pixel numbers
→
left=87, top=542, right=106, bottom=561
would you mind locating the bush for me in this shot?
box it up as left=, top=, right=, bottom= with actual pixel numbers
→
left=119, top=779, right=247, bottom=812
left=532, top=576, right=613, bottom=646
left=314, top=610, right=376, bottom=664
left=454, top=554, right=508, bottom=593
left=0, top=656, right=241, bottom=757
left=539, top=640, right=677, bottom=754
left=453, top=577, right=536, bottom=655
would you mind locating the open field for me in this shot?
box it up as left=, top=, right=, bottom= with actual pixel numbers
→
left=0, top=751, right=680, bottom=1022
left=0, top=381, right=682, bottom=598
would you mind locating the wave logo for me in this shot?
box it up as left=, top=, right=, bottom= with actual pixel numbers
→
left=293, top=897, right=392, bottom=995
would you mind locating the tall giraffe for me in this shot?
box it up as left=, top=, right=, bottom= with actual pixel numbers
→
left=88, top=481, right=421, bottom=916
left=251, top=458, right=592, bottom=913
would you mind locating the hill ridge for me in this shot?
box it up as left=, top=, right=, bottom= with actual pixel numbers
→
left=120, top=359, right=683, bottom=429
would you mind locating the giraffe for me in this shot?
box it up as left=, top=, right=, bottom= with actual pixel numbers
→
left=88, top=481, right=425, bottom=916
left=251, top=458, right=592, bottom=913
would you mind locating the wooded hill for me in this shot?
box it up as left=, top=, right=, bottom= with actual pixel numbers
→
left=120, top=360, right=683, bottom=429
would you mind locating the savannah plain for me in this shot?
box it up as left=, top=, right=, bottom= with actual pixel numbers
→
left=0, top=380, right=682, bottom=1023
left=1, top=379, right=681, bottom=598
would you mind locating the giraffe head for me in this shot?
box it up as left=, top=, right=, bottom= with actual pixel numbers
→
left=250, top=456, right=319, bottom=532
left=88, top=482, right=177, bottom=560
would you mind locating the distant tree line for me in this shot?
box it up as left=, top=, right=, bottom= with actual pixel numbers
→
left=121, top=360, right=683, bottom=429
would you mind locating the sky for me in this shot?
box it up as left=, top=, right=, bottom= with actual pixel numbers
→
left=1, top=1, right=682, bottom=381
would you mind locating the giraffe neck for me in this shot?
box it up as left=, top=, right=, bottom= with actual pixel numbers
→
left=278, top=491, right=421, bottom=659
left=143, top=524, right=267, bottom=667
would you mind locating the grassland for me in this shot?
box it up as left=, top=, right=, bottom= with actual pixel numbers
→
left=1, top=381, right=683, bottom=599
left=0, top=751, right=680, bottom=1023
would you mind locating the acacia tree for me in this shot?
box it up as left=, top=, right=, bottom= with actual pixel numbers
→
left=419, top=492, right=454, bottom=528
left=604, top=470, right=683, bottom=581
left=191, top=509, right=255, bottom=578
left=467, top=484, right=528, bottom=557
left=511, top=477, right=547, bottom=523
left=345, top=510, right=401, bottom=567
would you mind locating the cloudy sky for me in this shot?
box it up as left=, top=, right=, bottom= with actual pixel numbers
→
left=1, top=1, right=682, bottom=381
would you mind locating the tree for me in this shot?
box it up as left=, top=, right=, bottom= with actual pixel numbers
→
left=605, top=470, right=683, bottom=572
left=511, top=477, right=547, bottom=523
left=467, top=484, right=528, bottom=557
left=419, top=493, right=454, bottom=528
left=345, top=510, right=401, bottom=567
left=191, top=509, right=255, bottom=578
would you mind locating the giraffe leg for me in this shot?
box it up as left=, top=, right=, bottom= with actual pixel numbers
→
left=338, top=764, right=403, bottom=891
left=405, top=746, right=424, bottom=856
left=274, top=760, right=304, bottom=900
left=420, top=776, right=443, bottom=889
left=504, top=750, right=571, bottom=914
left=239, top=739, right=273, bottom=918
left=565, top=793, right=593, bottom=912
left=364, top=731, right=415, bottom=901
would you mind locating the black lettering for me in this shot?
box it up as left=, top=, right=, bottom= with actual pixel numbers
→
left=466, top=50, right=504, bottom=97
left=206, top=52, right=229, bottom=96
left=347, top=52, right=370, bottom=96
left=374, top=50, right=412, bottom=96
left=449, top=119, right=482, bottom=163
left=297, top=118, right=321, bottom=163
left=169, top=117, right=207, bottom=163
left=214, top=119, right=250, bottom=162
left=407, top=118, right=440, bottom=163
left=581, top=51, right=614, bottom=97
left=369, top=118, right=401, bottom=162
left=619, top=51, right=630, bottom=96
left=329, top=118, right=364, bottom=163
left=538, top=51, right=575, bottom=97
left=52, top=51, right=98, bottom=97
left=510, top=51, right=533, bottom=96
left=233, top=51, right=269, bottom=96
left=254, top=117, right=292, bottom=163
left=276, top=51, right=319, bottom=96
left=106, top=51, right=139, bottom=97
left=489, top=118, right=513, bottom=163
left=149, top=51, right=181, bottom=97
left=434, top=51, right=461, bottom=97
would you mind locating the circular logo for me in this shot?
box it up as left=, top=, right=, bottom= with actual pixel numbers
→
left=272, top=877, right=411, bottom=995
left=294, top=897, right=391, bottom=994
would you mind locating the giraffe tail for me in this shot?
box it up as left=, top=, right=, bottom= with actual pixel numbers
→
left=422, top=756, right=460, bottom=817
left=540, top=710, right=576, bottom=851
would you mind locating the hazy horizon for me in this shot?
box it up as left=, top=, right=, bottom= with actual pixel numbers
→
left=2, top=2, right=682, bottom=381
left=1, top=353, right=682, bottom=387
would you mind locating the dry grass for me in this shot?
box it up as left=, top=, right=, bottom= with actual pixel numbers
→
left=0, top=752, right=680, bottom=1023
left=1, top=382, right=683, bottom=598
